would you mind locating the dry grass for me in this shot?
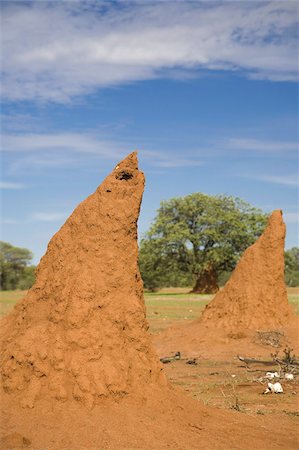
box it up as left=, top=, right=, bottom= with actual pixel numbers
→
left=0, top=290, right=27, bottom=317
left=0, top=287, right=298, bottom=320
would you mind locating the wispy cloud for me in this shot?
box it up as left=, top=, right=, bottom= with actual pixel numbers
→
left=151, top=154, right=204, bottom=169
left=2, top=131, right=204, bottom=171
left=2, top=133, right=122, bottom=157
left=31, top=212, right=67, bottom=222
left=1, top=1, right=298, bottom=103
left=251, top=174, right=298, bottom=186
left=141, top=149, right=204, bottom=169
left=2, top=218, right=18, bottom=225
left=0, top=112, right=42, bottom=132
left=150, top=157, right=204, bottom=169
left=0, top=181, right=26, bottom=189
left=4, top=213, right=69, bottom=224
left=227, top=138, right=298, bottom=154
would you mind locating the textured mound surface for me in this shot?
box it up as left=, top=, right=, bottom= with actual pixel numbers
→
left=201, top=210, right=294, bottom=332
left=0, top=152, right=165, bottom=411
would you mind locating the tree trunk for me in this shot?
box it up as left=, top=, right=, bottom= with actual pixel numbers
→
left=190, top=265, right=219, bottom=294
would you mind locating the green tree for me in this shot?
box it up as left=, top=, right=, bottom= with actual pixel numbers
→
left=0, top=242, right=35, bottom=290
left=285, top=247, right=299, bottom=287
left=17, top=266, right=36, bottom=290
left=139, top=193, right=267, bottom=293
left=139, top=238, right=193, bottom=291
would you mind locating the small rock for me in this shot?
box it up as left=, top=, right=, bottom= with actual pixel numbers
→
left=264, top=382, right=283, bottom=394
left=285, top=373, right=294, bottom=380
left=265, top=371, right=279, bottom=379
left=186, top=358, right=198, bottom=365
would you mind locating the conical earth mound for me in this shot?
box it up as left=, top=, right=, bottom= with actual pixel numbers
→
left=0, top=152, right=166, bottom=411
left=201, top=210, right=294, bottom=332
left=1, top=158, right=297, bottom=449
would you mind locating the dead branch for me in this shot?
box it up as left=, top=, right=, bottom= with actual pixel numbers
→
left=238, top=356, right=276, bottom=366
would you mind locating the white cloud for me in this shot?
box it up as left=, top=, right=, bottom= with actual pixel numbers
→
left=1, top=131, right=204, bottom=171
left=2, top=130, right=296, bottom=175
left=151, top=157, right=204, bottom=169
left=31, top=212, right=67, bottom=222
left=0, top=181, right=26, bottom=189
left=2, top=218, right=18, bottom=225
left=1, top=1, right=298, bottom=102
left=4, top=133, right=296, bottom=160
left=2, top=132, right=122, bottom=157
left=253, top=174, right=298, bottom=186
left=0, top=112, right=41, bottom=132
left=227, top=138, right=298, bottom=154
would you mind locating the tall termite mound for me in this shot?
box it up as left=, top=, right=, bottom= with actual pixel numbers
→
left=0, top=152, right=166, bottom=410
left=200, top=210, right=294, bottom=332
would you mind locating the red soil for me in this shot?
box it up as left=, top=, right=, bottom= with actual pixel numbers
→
left=0, top=156, right=298, bottom=449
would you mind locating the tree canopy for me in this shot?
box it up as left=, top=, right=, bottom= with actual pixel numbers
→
left=285, top=247, right=299, bottom=287
left=139, top=193, right=268, bottom=293
left=0, top=241, right=35, bottom=290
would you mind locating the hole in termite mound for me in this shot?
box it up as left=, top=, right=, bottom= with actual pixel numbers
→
left=115, top=170, right=133, bottom=181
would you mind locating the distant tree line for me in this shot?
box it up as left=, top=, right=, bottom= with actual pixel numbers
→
left=0, top=242, right=36, bottom=290
left=285, top=247, right=299, bottom=287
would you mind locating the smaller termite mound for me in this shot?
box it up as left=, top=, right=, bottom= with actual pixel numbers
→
left=200, top=210, right=294, bottom=333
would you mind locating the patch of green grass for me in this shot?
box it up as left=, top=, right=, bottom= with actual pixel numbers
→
left=145, top=292, right=212, bottom=298
left=288, top=294, right=299, bottom=315
left=0, top=289, right=298, bottom=322
left=0, top=290, right=27, bottom=317
left=145, top=296, right=211, bottom=320
left=0, top=290, right=27, bottom=301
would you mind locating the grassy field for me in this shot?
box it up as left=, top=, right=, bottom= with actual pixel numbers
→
left=0, top=290, right=28, bottom=318
left=1, top=288, right=298, bottom=322
left=0, top=289, right=213, bottom=324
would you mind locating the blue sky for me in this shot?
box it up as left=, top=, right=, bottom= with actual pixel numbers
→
left=1, top=0, right=298, bottom=264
